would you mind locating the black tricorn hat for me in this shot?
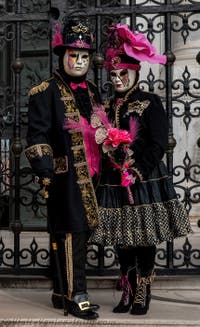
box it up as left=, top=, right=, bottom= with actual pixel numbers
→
left=52, top=17, right=95, bottom=56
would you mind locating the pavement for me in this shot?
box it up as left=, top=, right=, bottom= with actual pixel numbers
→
left=0, top=281, right=200, bottom=327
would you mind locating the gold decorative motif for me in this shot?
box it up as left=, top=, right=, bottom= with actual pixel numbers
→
left=25, top=144, right=53, bottom=161
left=115, top=84, right=139, bottom=129
left=42, top=177, right=51, bottom=199
left=131, top=166, right=143, bottom=181
left=53, top=156, right=68, bottom=174
left=72, top=23, right=89, bottom=34
left=28, top=81, right=49, bottom=96
left=57, top=78, right=99, bottom=230
left=125, top=100, right=150, bottom=117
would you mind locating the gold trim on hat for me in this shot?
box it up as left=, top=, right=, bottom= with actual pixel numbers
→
left=72, top=23, right=89, bottom=34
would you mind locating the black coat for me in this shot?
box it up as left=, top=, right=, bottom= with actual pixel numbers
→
left=25, top=70, right=101, bottom=233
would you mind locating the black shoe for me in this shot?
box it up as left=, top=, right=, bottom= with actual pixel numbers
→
left=66, top=293, right=99, bottom=320
left=52, top=293, right=100, bottom=312
left=131, top=277, right=152, bottom=315
left=90, top=303, right=100, bottom=311
left=113, top=275, right=133, bottom=313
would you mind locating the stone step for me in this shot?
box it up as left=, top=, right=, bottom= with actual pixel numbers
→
left=0, top=318, right=200, bottom=327
left=0, top=274, right=200, bottom=290
left=0, top=288, right=200, bottom=327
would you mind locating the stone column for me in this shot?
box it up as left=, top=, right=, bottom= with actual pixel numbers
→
left=172, top=9, right=200, bottom=221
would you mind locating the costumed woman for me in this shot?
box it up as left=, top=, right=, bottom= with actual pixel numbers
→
left=90, top=23, right=192, bottom=315
left=25, top=17, right=101, bottom=320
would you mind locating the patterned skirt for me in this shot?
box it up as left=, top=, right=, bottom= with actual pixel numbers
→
left=90, top=161, right=192, bottom=247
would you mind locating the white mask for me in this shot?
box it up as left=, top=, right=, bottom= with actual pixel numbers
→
left=110, top=68, right=137, bottom=93
left=63, top=49, right=90, bottom=77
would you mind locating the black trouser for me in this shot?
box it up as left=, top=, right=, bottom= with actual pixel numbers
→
left=51, top=231, right=89, bottom=298
left=117, top=245, right=156, bottom=277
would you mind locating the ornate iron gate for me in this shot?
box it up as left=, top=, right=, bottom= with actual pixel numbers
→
left=0, top=0, right=200, bottom=276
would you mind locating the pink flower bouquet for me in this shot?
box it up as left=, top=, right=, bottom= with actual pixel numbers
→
left=91, top=105, right=139, bottom=204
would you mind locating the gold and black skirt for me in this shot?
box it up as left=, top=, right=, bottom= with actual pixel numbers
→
left=90, top=161, right=192, bottom=247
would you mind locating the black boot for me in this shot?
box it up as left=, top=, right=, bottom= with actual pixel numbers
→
left=113, top=275, right=132, bottom=313
left=130, top=275, right=153, bottom=315
left=113, top=267, right=136, bottom=313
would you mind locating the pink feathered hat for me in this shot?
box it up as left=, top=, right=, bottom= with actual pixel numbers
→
left=105, top=23, right=167, bottom=71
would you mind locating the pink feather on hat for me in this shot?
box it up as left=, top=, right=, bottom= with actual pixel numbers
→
left=117, top=24, right=167, bottom=64
left=51, top=23, right=63, bottom=48
left=105, top=23, right=167, bottom=68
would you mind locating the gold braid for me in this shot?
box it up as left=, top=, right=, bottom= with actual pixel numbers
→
left=65, top=233, right=73, bottom=300
left=114, top=83, right=138, bottom=128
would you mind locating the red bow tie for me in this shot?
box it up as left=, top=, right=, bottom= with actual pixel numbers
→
left=70, top=81, right=87, bottom=90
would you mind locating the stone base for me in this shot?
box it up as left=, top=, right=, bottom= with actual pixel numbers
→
left=0, top=318, right=200, bottom=327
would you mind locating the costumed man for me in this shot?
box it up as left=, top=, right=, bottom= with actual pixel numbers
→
left=90, top=24, right=192, bottom=315
left=25, top=17, right=101, bottom=320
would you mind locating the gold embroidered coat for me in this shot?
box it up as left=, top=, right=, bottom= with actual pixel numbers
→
left=25, top=70, right=101, bottom=233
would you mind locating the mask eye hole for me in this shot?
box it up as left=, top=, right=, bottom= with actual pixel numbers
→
left=119, top=69, right=128, bottom=77
left=110, top=72, right=117, bottom=78
left=82, top=54, right=89, bottom=59
left=69, top=53, right=77, bottom=58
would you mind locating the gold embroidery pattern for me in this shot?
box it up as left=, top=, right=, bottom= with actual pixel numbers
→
left=71, top=132, right=84, bottom=146
left=53, top=156, right=68, bottom=174
left=90, top=199, right=192, bottom=247
left=115, top=84, right=138, bottom=129
left=71, top=146, right=86, bottom=164
left=25, top=144, right=53, bottom=161
left=75, top=164, right=89, bottom=181
left=126, top=100, right=150, bottom=117
left=28, top=81, right=49, bottom=96
left=57, top=79, right=99, bottom=230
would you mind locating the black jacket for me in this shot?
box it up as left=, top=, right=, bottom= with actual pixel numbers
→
left=105, top=85, right=168, bottom=181
left=25, top=70, right=101, bottom=233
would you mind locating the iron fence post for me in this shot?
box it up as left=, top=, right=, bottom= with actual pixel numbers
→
left=10, top=0, right=24, bottom=273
